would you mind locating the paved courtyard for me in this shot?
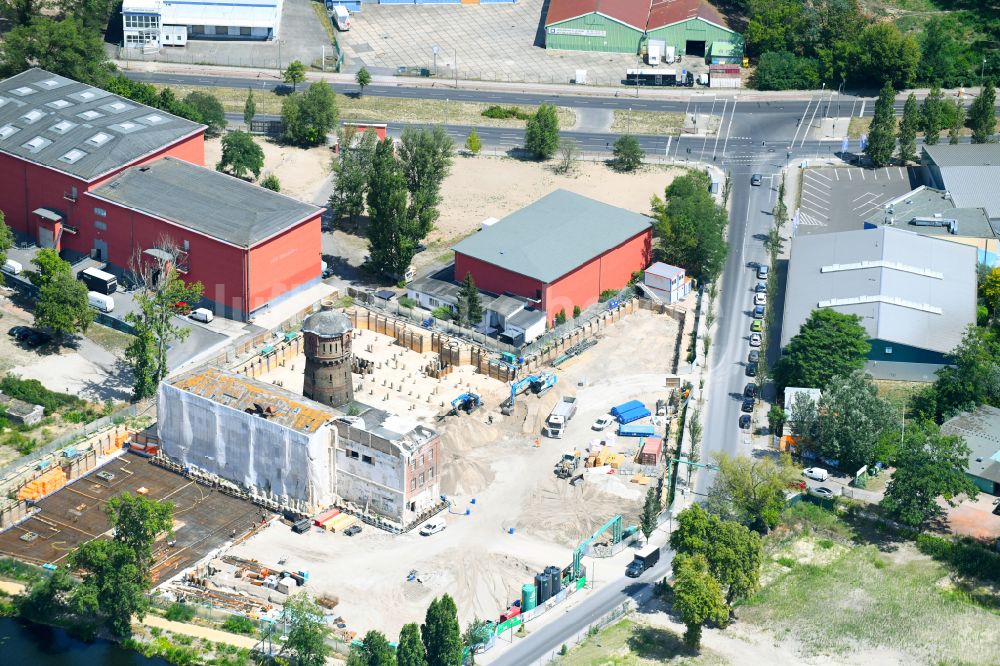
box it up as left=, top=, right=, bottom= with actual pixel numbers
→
left=794, top=166, right=921, bottom=237
left=339, top=0, right=647, bottom=86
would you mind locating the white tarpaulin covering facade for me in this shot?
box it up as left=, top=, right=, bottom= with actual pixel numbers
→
left=158, top=382, right=334, bottom=512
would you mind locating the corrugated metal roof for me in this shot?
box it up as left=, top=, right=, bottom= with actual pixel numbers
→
left=171, top=367, right=337, bottom=434
left=545, top=0, right=651, bottom=30
left=862, top=187, right=996, bottom=239
left=91, top=157, right=322, bottom=248
left=645, top=261, right=684, bottom=279
left=922, top=143, right=1000, bottom=168
left=0, top=68, right=203, bottom=181
left=923, top=144, right=1000, bottom=218
left=780, top=226, right=976, bottom=355
left=647, top=0, right=729, bottom=29
left=941, top=405, right=1000, bottom=484
left=452, top=190, right=652, bottom=284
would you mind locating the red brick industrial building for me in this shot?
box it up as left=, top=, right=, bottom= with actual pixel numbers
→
left=0, top=68, right=323, bottom=320
left=453, top=190, right=652, bottom=323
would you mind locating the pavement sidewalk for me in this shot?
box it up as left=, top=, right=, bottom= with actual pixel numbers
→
left=141, top=613, right=259, bottom=650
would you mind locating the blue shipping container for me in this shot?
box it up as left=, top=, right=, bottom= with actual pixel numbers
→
left=611, top=400, right=644, bottom=418
left=619, top=424, right=656, bottom=437
left=617, top=407, right=652, bottom=424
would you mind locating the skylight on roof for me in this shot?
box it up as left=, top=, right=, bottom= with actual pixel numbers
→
left=77, top=110, right=104, bottom=121
left=0, top=97, right=10, bottom=109
left=11, top=86, right=36, bottom=96
left=46, top=99, right=72, bottom=110
left=50, top=120, right=77, bottom=135
left=110, top=121, right=141, bottom=133
left=0, top=125, right=19, bottom=140
left=36, top=78, right=62, bottom=89
left=138, top=113, right=166, bottom=125
left=22, top=136, right=52, bottom=153
left=86, top=131, right=112, bottom=147
left=59, top=148, right=87, bottom=164
left=20, top=109, right=44, bottom=124
left=101, top=100, right=133, bottom=113
left=76, top=90, right=97, bottom=100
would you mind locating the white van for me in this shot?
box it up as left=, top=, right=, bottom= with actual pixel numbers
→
left=87, top=291, right=115, bottom=313
left=2, top=259, right=22, bottom=276
left=332, top=5, right=350, bottom=31
left=190, top=307, right=213, bottom=323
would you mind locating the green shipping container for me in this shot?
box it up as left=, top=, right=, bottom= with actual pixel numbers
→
left=521, top=583, right=537, bottom=611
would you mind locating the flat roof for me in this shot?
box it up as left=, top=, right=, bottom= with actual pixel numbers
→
left=646, top=262, right=685, bottom=279
left=781, top=226, right=977, bottom=355
left=0, top=68, right=203, bottom=181
left=123, top=0, right=282, bottom=28
left=923, top=144, right=1000, bottom=219
left=863, top=187, right=996, bottom=240
left=91, top=157, right=321, bottom=248
left=941, top=405, right=1000, bottom=484
left=452, top=190, right=651, bottom=284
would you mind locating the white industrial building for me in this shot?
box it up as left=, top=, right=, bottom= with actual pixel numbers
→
left=122, top=0, right=282, bottom=49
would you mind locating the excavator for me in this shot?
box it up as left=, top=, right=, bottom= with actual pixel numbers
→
left=500, top=372, right=557, bottom=416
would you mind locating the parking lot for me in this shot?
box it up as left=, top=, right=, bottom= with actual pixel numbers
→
left=795, top=166, right=921, bottom=236
left=339, top=0, right=663, bottom=86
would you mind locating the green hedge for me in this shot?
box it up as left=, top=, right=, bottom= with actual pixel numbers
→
left=481, top=105, right=531, bottom=120
left=0, top=375, right=80, bottom=413
left=916, top=533, right=1000, bottom=585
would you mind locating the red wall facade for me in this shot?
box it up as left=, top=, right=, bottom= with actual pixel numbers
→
left=247, top=214, right=323, bottom=313
left=455, top=228, right=652, bottom=323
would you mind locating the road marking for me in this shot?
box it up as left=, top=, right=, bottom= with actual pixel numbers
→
left=801, top=97, right=821, bottom=147
left=721, top=97, right=738, bottom=158
left=899, top=167, right=905, bottom=180
left=790, top=98, right=811, bottom=147
left=861, top=170, right=866, bottom=180
left=801, top=195, right=830, bottom=212
left=807, top=169, right=832, bottom=182
left=859, top=101, right=866, bottom=117
left=852, top=192, right=872, bottom=203
left=847, top=170, right=852, bottom=180
left=834, top=170, right=840, bottom=180
left=713, top=98, right=728, bottom=157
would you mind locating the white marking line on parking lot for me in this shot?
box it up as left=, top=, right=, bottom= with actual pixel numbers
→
left=801, top=183, right=831, bottom=202
left=851, top=192, right=872, bottom=202
left=834, top=170, right=840, bottom=180
left=861, top=170, right=866, bottom=180
left=847, top=170, right=852, bottom=181
left=898, top=167, right=905, bottom=180
left=801, top=195, right=831, bottom=213
left=808, top=169, right=833, bottom=182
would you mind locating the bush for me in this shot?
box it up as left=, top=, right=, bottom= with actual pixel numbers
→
left=754, top=51, right=821, bottom=91
left=222, top=614, right=256, bottom=635
left=554, top=309, right=567, bottom=325
left=398, top=296, right=417, bottom=309
left=481, top=105, right=531, bottom=120
left=572, top=305, right=581, bottom=318
left=598, top=289, right=618, bottom=302
left=0, top=375, right=79, bottom=413
left=916, top=534, right=1000, bottom=584
left=165, top=602, right=196, bottom=622
left=431, top=306, right=453, bottom=321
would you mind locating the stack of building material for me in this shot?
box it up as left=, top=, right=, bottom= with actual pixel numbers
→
left=323, top=513, right=359, bottom=532
left=313, top=508, right=340, bottom=526
left=17, top=467, right=68, bottom=500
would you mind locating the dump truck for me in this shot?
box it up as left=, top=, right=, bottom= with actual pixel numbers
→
left=625, top=545, right=660, bottom=577
left=543, top=396, right=578, bottom=438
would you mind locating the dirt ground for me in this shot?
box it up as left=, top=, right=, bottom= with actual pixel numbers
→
left=229, top=308, right=680, bottom=636
left=203, top=136, right=331, bottom=203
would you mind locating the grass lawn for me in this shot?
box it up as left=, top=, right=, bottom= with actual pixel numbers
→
left=82, top=323, right=134, bottom=354
left=739, top=518, right=1000, bottom=664
left=157, top=85, right=576, bottom=129
left=555, top=618, right=725, bottom=666
left=610, top=111, right=686, bottom=136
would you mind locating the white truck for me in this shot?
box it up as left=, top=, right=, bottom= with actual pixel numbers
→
left=543, top=396, right=578, bottom=438
left=647, top=40, right=665, bottom=66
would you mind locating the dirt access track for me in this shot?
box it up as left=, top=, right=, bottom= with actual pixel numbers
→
left=230, top=308, right=681, bottom=636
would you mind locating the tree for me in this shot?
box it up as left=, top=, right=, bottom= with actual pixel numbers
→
left=105, top=493, right=174, bottom=564
left=524, top=103, right=559, bottom=160
left=283, top=59, right=306, bottom=91
left=816, top=370, right=900, bottom=471
left=243, top=88, right=256, bottom=127
left=125, top=248, right=204, bottom=400
left=421, top=594, right=462, bottom=666
left=764, top=227, right=784, bottom=263
left=0, top=0, right=44, bottom=26
left=948, top=99, right=965, bottom=145
left=356, top=66, right=372, bottom=96
left=260, top=173, right=281, bottom=192
left=330, top=127, right=378, bottom=222
left=982, top=267, right=1000, bottom=316
left=462, top=617, right=491, bottom=665
left=457, top=272, right=482, bottom=327
left=865, top=82, right=897, bottom=168
left=397, top=623, right=427, bottom=666
left=367, top=138, right=418, bottom=278
left=773, top=175, right=788, bottom=229
left=932, top=325, right=1000, bottom=420
left=464, top=128, right=482, bottom=155
left=767, top=404, right=786, bottom=435
left=897, top=93, right=919, bottom=165
left=920, top=86, right=946, bottom=146
left=554, top=138, right=577, bottom=175
left=968, top=79, right=997, bottom=144
left=920, top=17, right=976, bottom=88
left=640, top=486, right=659, bottom=540
left=0, top=17, right=114, bottom=85
left=752, top=51, right=820, bottom=91
left=64, top=0, right=116, bottom=32
left=282, top=82, right=339, bottom=147
left=707, top=452, right=798, bottom=532
left=26, top=248, right=71, bottom=291
left=351, top=630, right=396, bottom=666
left=0, top=211, right=12, bottom=286
left=611, top=135, right=643, bottom=172
left=788, top=391, right=819, bottom=444
left=854, top=22, right=919, bottom=90
left=671, top=553, right=728, bottom=650
left=773, top=309, right=870, bottom=390
left=281, top=592, right=332, bottom=666
left=881, top=421, right=979, bottom=528
left=398, top=126, right=454, bottom=238
left=183, top=91, right=226, bottom=137
left=651, top=172, right=728, bottom=283
left=216, top=130, right=264, bottom=180
left=35, top=272, right=92, bottom=338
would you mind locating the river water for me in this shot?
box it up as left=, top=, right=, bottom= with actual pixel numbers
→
left=0, top=617, right=168, bottom=665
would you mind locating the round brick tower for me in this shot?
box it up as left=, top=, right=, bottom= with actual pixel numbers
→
left=302, top=301, right=353, bottom=408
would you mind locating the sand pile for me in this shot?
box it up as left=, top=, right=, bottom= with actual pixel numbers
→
left=439, top=416, right=503, bottom=496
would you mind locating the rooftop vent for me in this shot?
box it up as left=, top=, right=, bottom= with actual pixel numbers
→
left=49, top=120, right=77, bottom=135
left=59, top=148, right=87, bottom=164
left=0, top=125, right=19, bottom=140
left=20, top=109, right=44, bottom=124
left=22, top=136, right=52, bottom=154
left=86, top=131, right=112, bottom=147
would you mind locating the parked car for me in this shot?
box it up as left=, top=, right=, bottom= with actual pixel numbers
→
left=746, top=362, right=758, bottom=377
left=753, top=305, right=765, bottom=319
left=803, top=467, right=829, bottom=481
left=755, top=281, right=767, bottom=293
left=419, top=518, right=447, bottom=536
left=343, top=525, right=362, bottom=537
left=757, top=265, right=770, bottom=280
left=190, top=308, right=213, bottom=323
left=23, top=329, right=51, bottom=347
left=8, top=326, right=31, bottom=340
left=592, top=415, right=614, bottom=431
left=751, top=173, right=762, bottom=186
left=754, top=293, right=767, bottom=306
left=751, top=320, right=763, bottom=333
left=741, top=398, right=755, bottom=413
left=748, top=350, right=760, bottom=363
left=749, top=332, right=762, bottom=346
left=739, top=414, right=751, bottom=429
left=743, top=383, right=757, bottom=399
left=810, top=486, right=835, bottom=500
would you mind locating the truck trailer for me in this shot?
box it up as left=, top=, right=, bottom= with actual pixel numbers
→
left=626, top=545, right=660, bottom=577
